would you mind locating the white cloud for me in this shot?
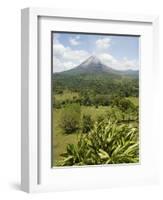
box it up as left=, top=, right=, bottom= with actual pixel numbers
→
left=98, top=53, right=138, bottom=71
left=53, top=57, right=66, bottom=72
left=53, top=43, right=65, bottom=57
left=53, top=41, right=89, bottom=72
left=98, top=53, right=116, bottom=64
left=69, top=36, right=81, bottom=46
left=63, top=49, right=89, bottom=61
left=94, top=38, right=138, bottom=71
left=120, top=57, right=138, bottom=70
left=95, top=38, right=111, bottom=51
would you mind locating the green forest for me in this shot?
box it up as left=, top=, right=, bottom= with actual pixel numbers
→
left=52, top=72, right=139, bottom=167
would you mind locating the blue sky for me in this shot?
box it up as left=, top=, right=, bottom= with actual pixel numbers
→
left=53, top=32, right=139, bottom=73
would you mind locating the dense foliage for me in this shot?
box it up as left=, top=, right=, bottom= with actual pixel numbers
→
left=59, top=119, right=139, bottom=166
left=53, top=73, right=139, bottom=96
left=53, top=73, right=139, bottom=109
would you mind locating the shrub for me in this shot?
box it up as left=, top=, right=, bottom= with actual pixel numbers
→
left=60, top=104, right=81, bottom=134
left=109, top=98, right=138, bottom=122
left=93, top=95, right=110, bottom=106
left=81, top=95, right=92, bottom=106
left=82, top=114, right=93, bottom=133
left=60, top=119, right=139, bottom=166
left=111, top=97, right=135, bottom=112
left=53, top=98, right=62, bottom=109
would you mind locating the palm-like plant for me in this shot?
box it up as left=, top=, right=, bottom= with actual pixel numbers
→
left=59, top=119, right=139, bottom=166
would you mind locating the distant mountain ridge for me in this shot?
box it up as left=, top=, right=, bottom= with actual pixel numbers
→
left=54, top=56, right=139, bottom=76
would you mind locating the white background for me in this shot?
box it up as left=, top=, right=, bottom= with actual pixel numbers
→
left=0, top=0, right=162, bottom=199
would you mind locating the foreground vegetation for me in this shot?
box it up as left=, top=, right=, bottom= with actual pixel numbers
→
left=52, top=72, right=139, bottom=166
left=60, top=120, right=139, bottom=166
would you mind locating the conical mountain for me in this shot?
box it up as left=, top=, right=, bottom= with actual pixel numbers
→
left=62, top=56, right=117, bottom=75
left=56, top=55, right=138, bottom=76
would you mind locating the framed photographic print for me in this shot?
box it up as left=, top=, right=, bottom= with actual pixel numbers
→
left=21, top=8, right=159, bottom=193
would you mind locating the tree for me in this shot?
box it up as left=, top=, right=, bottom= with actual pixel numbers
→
left=60, top=104, right=81, bottom=134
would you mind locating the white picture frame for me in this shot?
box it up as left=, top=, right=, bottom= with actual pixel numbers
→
left=21, top=7, right=159, bottom=193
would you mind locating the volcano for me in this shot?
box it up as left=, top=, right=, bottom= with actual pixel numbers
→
left=56, top=56, right=138, bottom=76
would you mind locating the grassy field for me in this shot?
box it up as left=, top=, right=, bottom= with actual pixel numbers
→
left=52, top=105, right=109, bottom=166
left=52, top=108, right=79, bottom=166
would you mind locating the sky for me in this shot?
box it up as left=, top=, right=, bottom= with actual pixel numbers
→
left=53, top=32, right=139, bottom=73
